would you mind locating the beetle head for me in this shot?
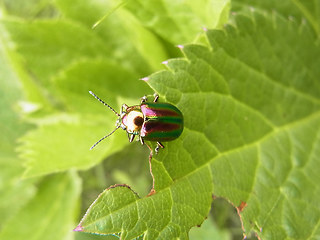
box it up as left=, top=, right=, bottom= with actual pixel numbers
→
left=121, top=110, right=144, bottom=134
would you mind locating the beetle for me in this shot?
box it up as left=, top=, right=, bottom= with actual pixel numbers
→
left=89, top=91, right=183, bottom=156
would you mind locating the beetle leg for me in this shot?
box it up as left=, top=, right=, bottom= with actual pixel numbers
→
left=121, top=104, right=128, bottom=114
left=153, top=93, right=159, bottom=102
left=141, top=95, right=147, bottom=103
left=140, top=136, right=145, bottom=145
left=128, top=133, right=135, bottom=142
left=155, top=141, right=164, bottom=154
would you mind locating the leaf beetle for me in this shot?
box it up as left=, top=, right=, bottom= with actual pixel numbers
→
left=89, top=91, right=184, bottom=156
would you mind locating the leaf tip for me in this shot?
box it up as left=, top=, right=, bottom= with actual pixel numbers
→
left=177, top=44, right=184, bottom=49
left=140, top=77, right=150, bottom=81
left=73, top=225, right=84, bottom=232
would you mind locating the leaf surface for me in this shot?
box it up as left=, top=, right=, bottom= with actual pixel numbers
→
left=76, top=11, right=320, bottom=239
left=233, top=0, right=320, bottom=36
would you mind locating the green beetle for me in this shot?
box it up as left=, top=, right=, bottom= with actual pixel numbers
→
left=89, top=91, right=183, bottom=154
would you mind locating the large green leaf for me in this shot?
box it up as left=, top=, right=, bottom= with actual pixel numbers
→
left=75, top=11, right=320, bottom=239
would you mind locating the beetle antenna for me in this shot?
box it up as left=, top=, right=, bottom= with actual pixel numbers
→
left=89, top=91, right=120, bottom=117
left=90, top=125, right=121, bottom=150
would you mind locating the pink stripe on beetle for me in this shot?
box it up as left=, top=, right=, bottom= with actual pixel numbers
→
left=141, top=104, right=180, bottom=117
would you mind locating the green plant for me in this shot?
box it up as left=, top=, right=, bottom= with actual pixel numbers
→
left=0, top=0, right=319, bottom=239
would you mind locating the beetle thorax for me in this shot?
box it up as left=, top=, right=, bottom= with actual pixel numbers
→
left=123, top=110, right=144, bottom=133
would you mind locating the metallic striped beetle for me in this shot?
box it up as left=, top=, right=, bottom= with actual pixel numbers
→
left=89, top=91, right=183, bottom=155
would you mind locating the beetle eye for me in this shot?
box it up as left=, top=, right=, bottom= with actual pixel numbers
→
left=133, top=116, right=144, bottom=127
